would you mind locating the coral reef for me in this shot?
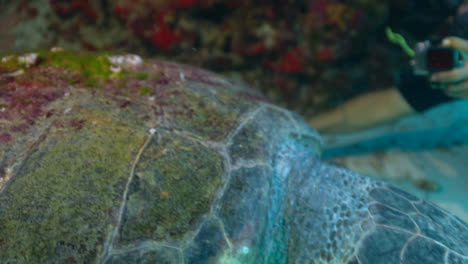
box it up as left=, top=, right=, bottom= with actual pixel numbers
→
left=0, top=0, right=401, bottom=115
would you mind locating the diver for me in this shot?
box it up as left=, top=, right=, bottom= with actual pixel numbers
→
left=309, top=0, right=468, bottom=133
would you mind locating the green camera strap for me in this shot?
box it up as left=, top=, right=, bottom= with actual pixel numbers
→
left=386, top=27, right=415, bottom=57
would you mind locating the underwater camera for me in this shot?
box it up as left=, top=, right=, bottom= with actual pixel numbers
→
left=413, top=40, right=464, bottom=76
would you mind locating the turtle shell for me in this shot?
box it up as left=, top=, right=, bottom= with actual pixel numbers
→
left=0, top=51, right=320, bottom=263
left=0, top=51, right=467, bottom=264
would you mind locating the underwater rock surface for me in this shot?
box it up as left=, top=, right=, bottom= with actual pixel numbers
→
left=0, top=51, right=466, bottom=263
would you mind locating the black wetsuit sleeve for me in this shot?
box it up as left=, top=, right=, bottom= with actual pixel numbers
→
left=397, top=71, right=455, bottom=112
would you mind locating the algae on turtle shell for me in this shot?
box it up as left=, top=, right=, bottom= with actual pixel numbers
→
left=0, top=51, right=466, bottom=263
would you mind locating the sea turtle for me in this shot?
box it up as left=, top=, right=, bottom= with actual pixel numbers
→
left=0, top=50, right=466, bottom=264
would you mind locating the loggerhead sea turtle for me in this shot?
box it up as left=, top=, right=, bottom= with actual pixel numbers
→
left=0, top=51, right=466, bottom=264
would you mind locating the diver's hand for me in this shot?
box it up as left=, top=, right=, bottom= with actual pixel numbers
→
left=430, top=36, right=468, bottom=98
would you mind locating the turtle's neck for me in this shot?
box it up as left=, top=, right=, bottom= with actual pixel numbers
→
left=284, top=149, right=375, bottom=263
left=255, top=138, right=322, bottom=263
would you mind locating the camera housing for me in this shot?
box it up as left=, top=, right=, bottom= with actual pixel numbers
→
left=413, top=40, right=464, bottom=76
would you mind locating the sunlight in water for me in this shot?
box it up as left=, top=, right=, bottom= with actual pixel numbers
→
left=218, top=246, right=251, bottom=264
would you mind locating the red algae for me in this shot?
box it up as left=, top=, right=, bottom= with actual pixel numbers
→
left=69, top=119, right=86, bottom=130
left=278, top=47, right=304, bottom=74
left=0, top=133, right=12, bottom=143
left=0, top=50, right=258, bottom=147
left=2, top=70, right=65, bottom=123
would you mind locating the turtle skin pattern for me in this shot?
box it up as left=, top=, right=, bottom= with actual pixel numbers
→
left=0, top=52, right=466, bottom=263
left=287, top=159, right=468, bottom=264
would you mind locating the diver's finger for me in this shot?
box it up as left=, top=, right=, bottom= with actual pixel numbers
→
left=441, top=36, right=468, bottom=52
left=430, top=63, right=468, bottom=83
left=445, top=79, right=468, bottom=93
left=445, top=89, right=468, bottom=98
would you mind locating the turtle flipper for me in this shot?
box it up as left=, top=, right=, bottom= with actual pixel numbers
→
left=286, top=160, right=468, bottom=263
left=354, top=184, right=468, bottom=264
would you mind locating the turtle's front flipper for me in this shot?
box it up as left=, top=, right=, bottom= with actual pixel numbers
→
left=286, top=159, right=468, bottom=264
left=357, top=182, right=468, bottom=264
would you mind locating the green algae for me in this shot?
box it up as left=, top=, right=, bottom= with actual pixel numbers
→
left=119, top=132, right=224, bottom=243
left=40, top=50, right=124, bottom=88
left=0, top=55, right=21, bottom=72
left=172, top=91, right=237, bottom=141
left=228, top=120, right=269, bottom=165
left=0, top=50, right=129, bottom=88
left=106, top=247, right=181, bottom=263
left=139, top=86, right=152, bottom=95
left=161, top=85, right=255, bottom=142
left=135, top=72, right=149, bottom=80
left=0, top=107, right=146, bottom=263
left=42, top=51, right=114, bottom=77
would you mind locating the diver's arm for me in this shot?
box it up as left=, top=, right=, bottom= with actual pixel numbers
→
left=309, top=87, right=415, bottom=134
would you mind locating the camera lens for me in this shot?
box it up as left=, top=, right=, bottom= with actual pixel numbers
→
left=427, top=48, right=455, bottom=71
